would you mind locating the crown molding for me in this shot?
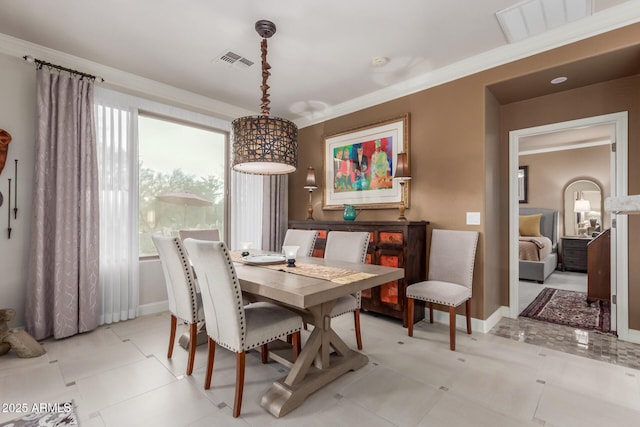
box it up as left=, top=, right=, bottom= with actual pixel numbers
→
left=2, top=2, right=639, bottom=129
left=0, top=32, right=255, bottom=122
left=295, top=1, right=640, bottom=128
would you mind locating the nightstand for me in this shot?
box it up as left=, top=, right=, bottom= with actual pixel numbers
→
left=561, top=236, right=592, bottom=272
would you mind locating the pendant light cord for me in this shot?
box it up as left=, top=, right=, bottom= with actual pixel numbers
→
left=259, top=38, right=271, bottom=115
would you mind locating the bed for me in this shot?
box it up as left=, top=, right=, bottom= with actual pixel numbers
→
left=519, top=208, right=558, bottom=283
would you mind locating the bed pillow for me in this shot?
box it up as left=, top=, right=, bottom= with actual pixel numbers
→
left=520, top=213, right=542, bottom=237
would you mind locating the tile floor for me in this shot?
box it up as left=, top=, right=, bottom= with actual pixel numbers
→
left=1, top=310, right=640, bottom=427
left=490, top=316, right=640, bottom=370
left=495, top=270, right=640, bottom=370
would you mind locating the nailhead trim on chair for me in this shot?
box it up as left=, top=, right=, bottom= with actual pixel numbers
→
left=213, top=328, right=303, bottom=353
left=196, top=242, right=302, bottom=353
left=359, top=233, right=370, bottom=263
left=405, top=288, right=472, bottom=307
left=466, top=237, right=479, bottom=292
left=325, top=232, right=369, bottom=315
left=172, top=237, right=200, bottom=323
left=308, top=232, right=318, bottom=257
left=184, top=239, right=304, bottom=359
left=354, top=233, right=369, bottom=309
left=221, top=243, right=247, bottom=351
left=406, top=230, right=479, bottom=307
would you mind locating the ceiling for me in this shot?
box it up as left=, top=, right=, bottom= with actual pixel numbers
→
left=0, top=0, right=639, bottom=127
left=487, top=43, right=640, bottom=104
left=519, top=123, right=612, bottom=154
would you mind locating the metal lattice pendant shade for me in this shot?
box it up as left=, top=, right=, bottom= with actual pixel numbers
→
left=231, top=20, right=298, bottom=175
left=232, top=115, right=298, bottom=174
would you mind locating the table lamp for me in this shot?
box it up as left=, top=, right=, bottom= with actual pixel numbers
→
left=574, top=198, right=591, bottom=235
left=304, top=166, right=318, bottom=220
left=393, top=153, right=411, bottom=221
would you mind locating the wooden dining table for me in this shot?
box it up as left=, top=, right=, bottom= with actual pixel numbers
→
left=232, top=255, right=404, bottom=418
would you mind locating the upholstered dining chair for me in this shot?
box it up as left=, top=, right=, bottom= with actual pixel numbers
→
left=179, top=228, right=221, bottom=242
left=406, top=229, right=479, bottom=351
left=323, top=231, right=370, bottom=350
left=183, top=238, right=303, bottom=418
left=179, top=227, right=254, bottom=306
left=152, top=235, right=204, bottom=375
left=282, top=229, right=318, bottom=257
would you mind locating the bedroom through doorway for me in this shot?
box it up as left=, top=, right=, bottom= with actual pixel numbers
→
left=508, top=112, right=629, bottom=340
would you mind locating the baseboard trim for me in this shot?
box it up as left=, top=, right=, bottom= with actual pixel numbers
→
left=138, top=301, right=168, bottom=317
left=625, top=328, right=640, bottom=344
left=483, top=306, right=507, bottom=333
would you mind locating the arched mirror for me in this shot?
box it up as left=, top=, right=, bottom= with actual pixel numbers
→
left=563, top=179, right=602, bottom=237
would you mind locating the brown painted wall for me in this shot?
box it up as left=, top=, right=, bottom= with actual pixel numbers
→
left=484, top=89, right=502, bottom=316
left=292, top=23, right=640, bottom=326
left=500, top=75, right=640, bottom=328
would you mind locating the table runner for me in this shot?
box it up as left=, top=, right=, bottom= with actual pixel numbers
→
left=230, top=252, right=376, bottom=284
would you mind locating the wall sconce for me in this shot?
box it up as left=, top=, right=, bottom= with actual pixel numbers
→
left=304, top=166, right=318, bottom=220
left=393, top=152, right=411, bottom=221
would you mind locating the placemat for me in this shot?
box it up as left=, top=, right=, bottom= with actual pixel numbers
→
left=231, top=251, right=376, bottom=284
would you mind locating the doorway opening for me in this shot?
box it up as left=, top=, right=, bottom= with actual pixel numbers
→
left=508, top=112, right=629, bottom=341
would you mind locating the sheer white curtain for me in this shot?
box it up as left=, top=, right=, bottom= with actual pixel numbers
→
left=93, top=87, right=232, bottom=321
left=231, top=171, right=263, bottom=251
left=94, top=95, right=139, bottom=324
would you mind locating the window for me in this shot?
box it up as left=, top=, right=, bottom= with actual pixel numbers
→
left=138, top=114, right=227, bottom=256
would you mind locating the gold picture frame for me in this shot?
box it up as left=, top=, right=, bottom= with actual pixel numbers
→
left=322, top=114, right=410, bottom=210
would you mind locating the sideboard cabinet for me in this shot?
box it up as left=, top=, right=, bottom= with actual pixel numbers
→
left=288, top=220, right=428, bottom=327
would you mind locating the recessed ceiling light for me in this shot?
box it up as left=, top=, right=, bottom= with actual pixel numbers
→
left=371, top=56, right=389, bottom=67
left=550, top=76, right=568, bottom=84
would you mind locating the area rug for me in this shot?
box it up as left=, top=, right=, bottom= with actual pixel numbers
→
left=0, top=402, right=77, bottom=427
left=520, top=288, right=611, bottom=333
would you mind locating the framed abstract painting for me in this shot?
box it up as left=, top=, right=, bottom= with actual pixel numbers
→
left=322, top=114, right=410, bottom=209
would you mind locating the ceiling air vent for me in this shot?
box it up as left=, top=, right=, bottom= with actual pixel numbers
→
left=216, top=51, right=254, bottom=69
left=496, top=0, right=593, bottom=43
left=238, top=57, right=254, bottom=67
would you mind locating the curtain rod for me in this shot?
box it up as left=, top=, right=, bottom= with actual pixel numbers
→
left=22, top=55, right=104, bottom=82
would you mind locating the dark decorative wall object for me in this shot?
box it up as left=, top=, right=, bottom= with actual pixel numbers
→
left=0, top=129, right=18, bottom=238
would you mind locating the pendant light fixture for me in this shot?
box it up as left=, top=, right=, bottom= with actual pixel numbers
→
left=231, top=20, right=298, bottom=175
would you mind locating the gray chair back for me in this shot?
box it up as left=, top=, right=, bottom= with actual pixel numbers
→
left=428, top=229, right=479, bottom=290
left=324, top=231, right=370, bottom=263
left=282, top=229, right=318, bottom=257
left=152, top=235, right=199, bottom=323
left=183, top=238, right=247, bottom=352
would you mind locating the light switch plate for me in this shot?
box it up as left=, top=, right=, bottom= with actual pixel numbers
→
left=466, top=212, right=481, bottom=225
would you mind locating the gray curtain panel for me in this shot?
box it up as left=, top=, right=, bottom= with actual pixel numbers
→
left=25, top=69, right=100, bottom=340
left=262, top=175, right=288, bottom=252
